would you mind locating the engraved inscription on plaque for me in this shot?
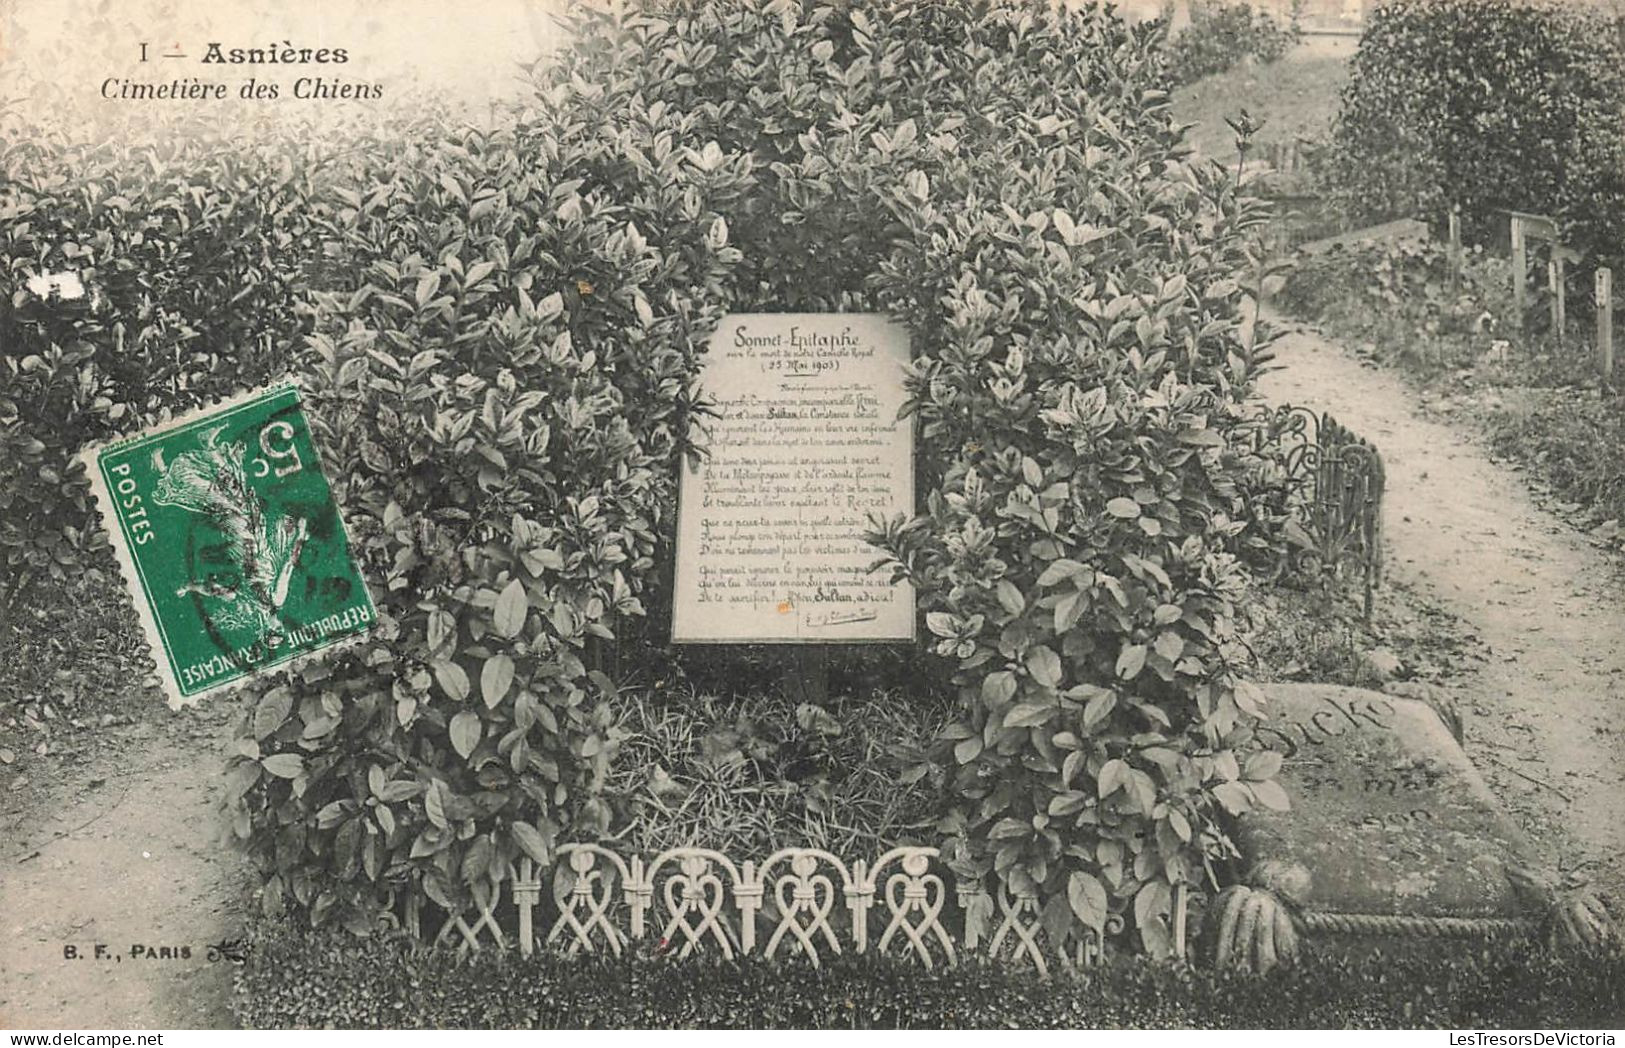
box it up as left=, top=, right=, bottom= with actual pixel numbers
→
left=671, top=314, right=915, bottom=643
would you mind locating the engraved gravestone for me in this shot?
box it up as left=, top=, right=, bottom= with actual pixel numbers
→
left=1240, top=683, right=1535, bottom=920
left=671, top=313, right=914, bottom=644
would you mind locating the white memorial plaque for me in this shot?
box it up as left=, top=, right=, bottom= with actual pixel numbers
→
left=672, top=313, right=915, bottom=643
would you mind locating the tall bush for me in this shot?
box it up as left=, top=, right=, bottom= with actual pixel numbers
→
left=219, top=94, right=755, bottom=925
left=205, top=0, right=1289, bottom=956
left=0, top=114, right=328, bottom=639
left=855, top=6, right=1281, bottom=956
left=1328, top=0, right=1625, bottom=265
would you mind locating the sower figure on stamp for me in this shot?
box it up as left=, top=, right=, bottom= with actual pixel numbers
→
left=151, top=425, right=312, bottom=643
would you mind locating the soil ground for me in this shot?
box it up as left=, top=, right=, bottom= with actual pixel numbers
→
left=0, top=704, right=246, bottom=1028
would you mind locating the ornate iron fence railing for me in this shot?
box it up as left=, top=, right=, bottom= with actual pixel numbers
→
left=1250, top=405, right=1386, bottom=618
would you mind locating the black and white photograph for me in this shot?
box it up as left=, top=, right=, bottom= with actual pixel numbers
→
left=1, top=0, right=1622, bottom=1034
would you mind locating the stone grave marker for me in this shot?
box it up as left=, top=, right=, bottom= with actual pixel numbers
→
left=1245, top=683, right=1531, bottom=919
left=1210, top=683, right=1612, bottom=970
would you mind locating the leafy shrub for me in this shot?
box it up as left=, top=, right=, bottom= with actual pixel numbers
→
left=1328, top=0, right=1625, bottom=268
left=0, top=114, right=331, bottom=642
left=0, top=0, right=1260, bottom=960
left=527, top=0, right=1296, bottom=958
left=851, top=6, right=1283, bottom=956
left=1, top=0, right=1297, bottom=965
left=1166, top=1, right=1302, bottom=87
left=232, top=920, right=1625, bottom=1029
left=222, top=93, right=754, bottom=927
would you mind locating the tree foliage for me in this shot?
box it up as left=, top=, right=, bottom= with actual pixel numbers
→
left=1165, top=1, right=1301, bottom=87
left=1328, top=0, right=1625, bottom=264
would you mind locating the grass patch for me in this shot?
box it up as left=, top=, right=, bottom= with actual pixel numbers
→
left=0, top=558, right=154, bottom=715
left=1170, top=42, right=1350, bottom=164
left=232, top=920, right=1625, bottom=1029
left=606, top=683, right=951, bottom=857
left=1484, top=388, right=1625, bottom=528
left=1241, top=577, right=1485, bottom=691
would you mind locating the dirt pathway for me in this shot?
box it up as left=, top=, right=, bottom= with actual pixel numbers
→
left=1258, top=312, right=1625, bottom=906
left=0, top=713, right=245, bottom=1028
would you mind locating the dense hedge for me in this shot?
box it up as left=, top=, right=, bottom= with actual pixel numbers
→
left=232, top=922, right=1625, bottom=1029
left=4, top=0, right=1295, bottom=957
left=0, top=117, right=323, bottom=634
left=225, top=72, right=757, bottom=927
left=1328, top=0, right=1625, bottom=266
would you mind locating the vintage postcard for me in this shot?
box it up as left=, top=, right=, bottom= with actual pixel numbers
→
left=2, top=0, right=1622, bottom=1038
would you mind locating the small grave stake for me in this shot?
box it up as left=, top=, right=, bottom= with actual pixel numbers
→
left=1598, top=266, right=1615, bottom=389
left=1511, top=214, right=1527, bottom=329
left=1549, top=255, right=1564, bottom=348
left=1447, top=206, right=1462, bottom=297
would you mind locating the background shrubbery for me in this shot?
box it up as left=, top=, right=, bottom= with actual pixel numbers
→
left=1166, top=1, right=1301, bottom=87
left=1327, top=0, right=1625, bottom=267
left=0, top=115, right=326, bottom=637
left=233, top=922, right=1625, bottom=1029
left=1277, top=238, right=1515, bottom=379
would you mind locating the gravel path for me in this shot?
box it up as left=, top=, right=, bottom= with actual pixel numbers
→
left=0, top=713, right=244, bottom=1028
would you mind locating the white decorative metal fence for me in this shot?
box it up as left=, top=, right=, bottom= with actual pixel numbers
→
left=395, top=843, right=1191, bottom=976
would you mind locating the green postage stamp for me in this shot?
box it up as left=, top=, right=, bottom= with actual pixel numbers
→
left=82, top=383, right=375, bottom=708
